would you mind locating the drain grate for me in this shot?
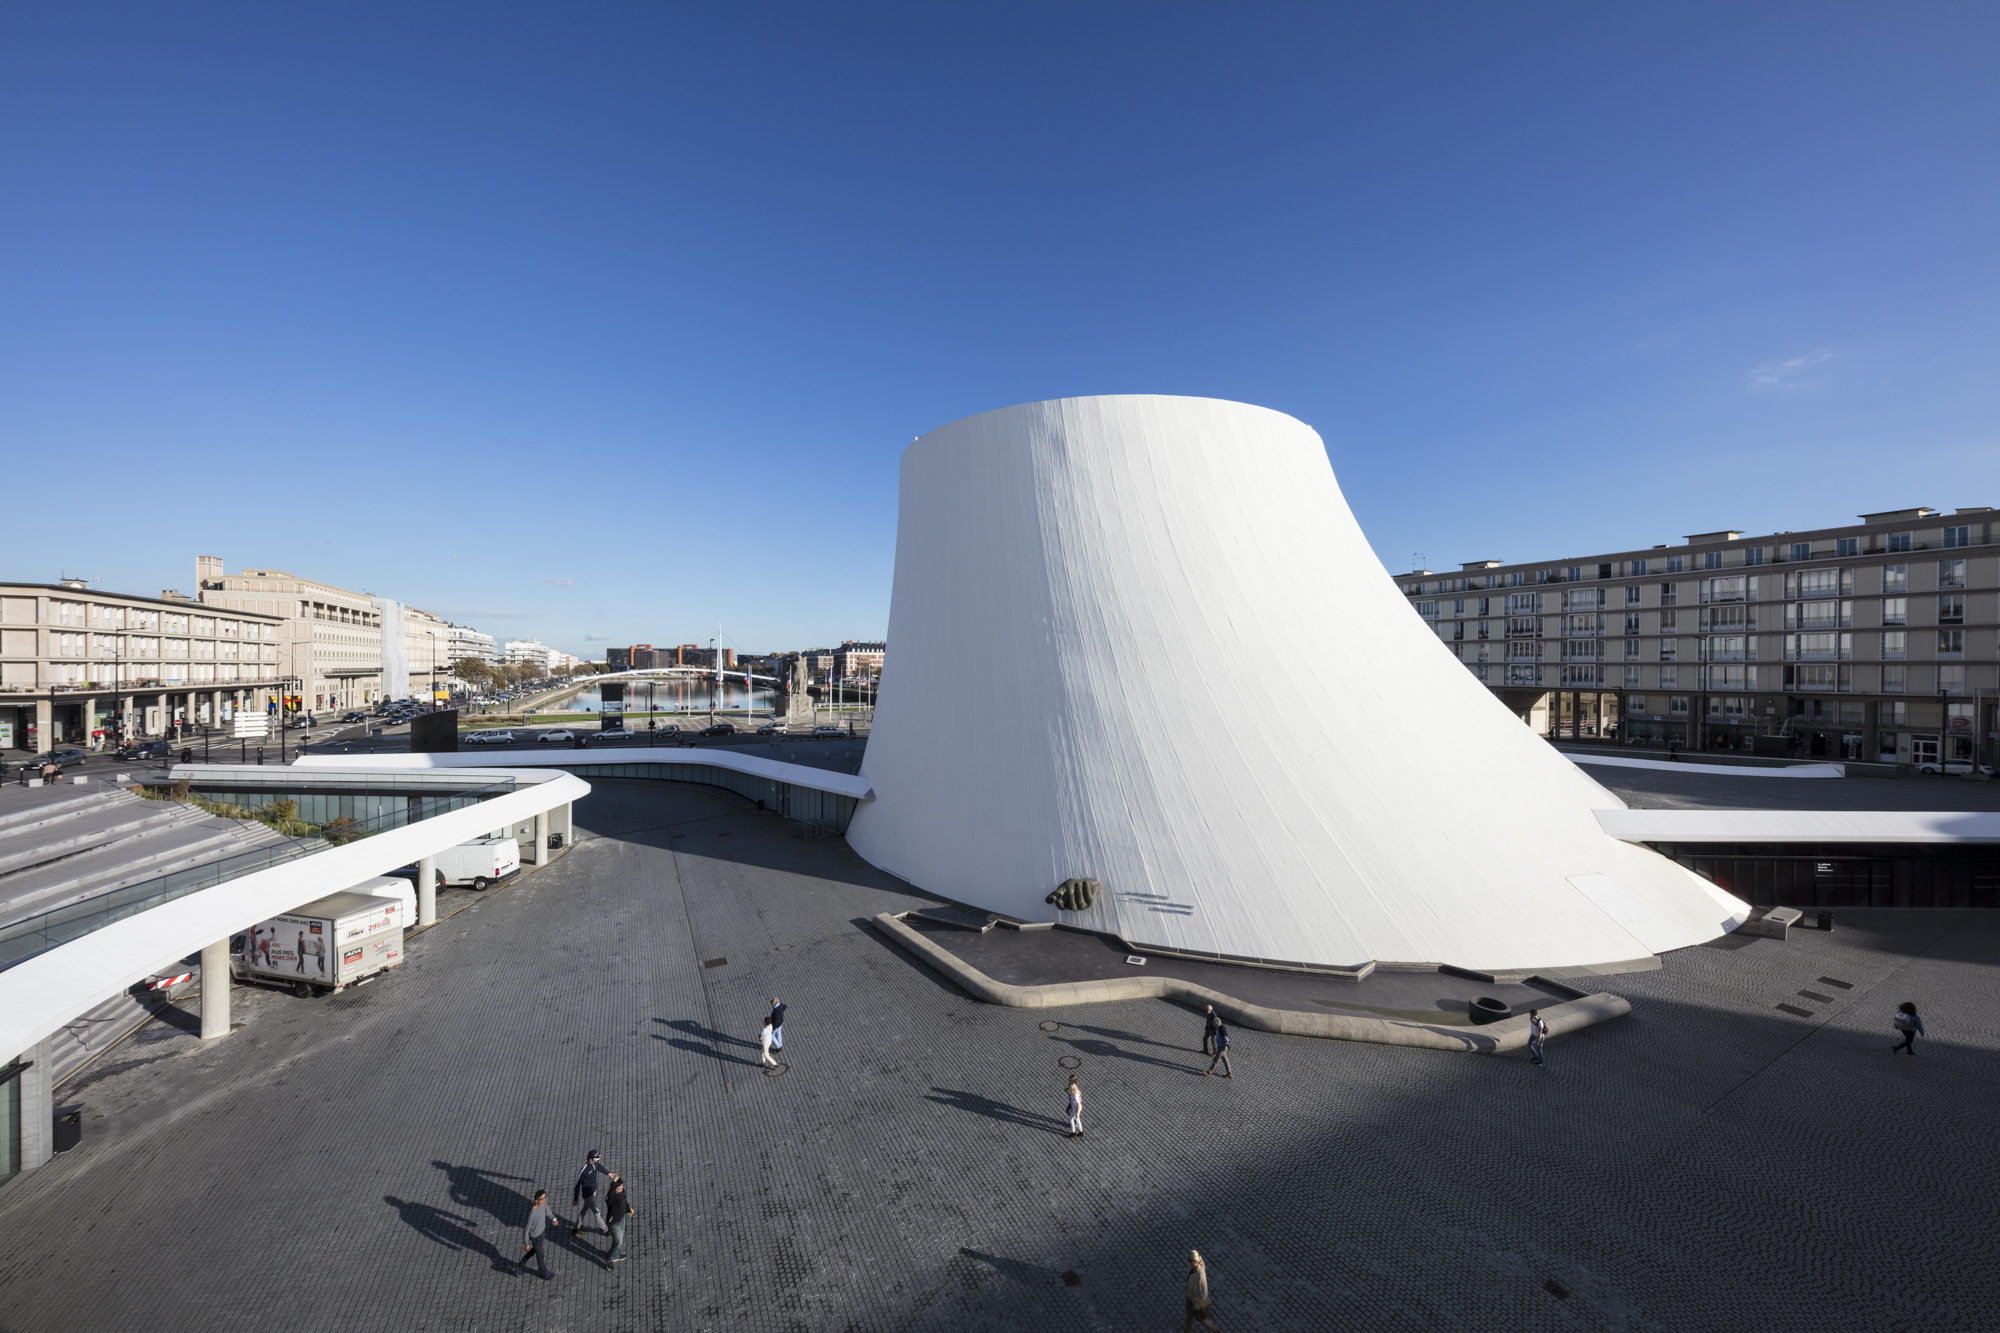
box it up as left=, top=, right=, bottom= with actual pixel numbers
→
left=1776, top=1003, right=1814, bottom=1018
left=1038, top=1021, right=1060, bottom=1032
left=1798, top=990, right=1834, bottom=1004
left=1061, top=1270, right=1081, bottom=1287
left=1818, top=976, right=1853, bottom=989
left=1544, top=1279, right=1569, bottom=1300
left=1057, top=1055, right=1081, bottom=1069
left=703, top=957, right=728, bottom=969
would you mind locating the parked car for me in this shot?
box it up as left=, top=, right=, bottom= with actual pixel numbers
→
left=462, top=730, right=515, bottom=745
left=29, top=748, right=88, bottom=769
left=589, top=728, right=636, bottom=743
left=1916, top=759, right=1993, bottom=776
left=116, top=739, right=171, bottom=760
left=537, top=729, right=575, bottom=743
left=655, top=723, right=682, bottom=736
left=340, top=711, right=366, bottom=723
left=699, top=723, right=736, bottom=736
left=810, top=725, right=845, bottom=738
left=754, top=722, right=786, bottom=735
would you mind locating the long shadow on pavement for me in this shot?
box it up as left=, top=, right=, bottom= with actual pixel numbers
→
left=655, top=1018, right=763, bottom=1066
left=924, top=1087, right=1070, bottom=1137
left=431, top=1160, right=536, bottom=1228
left=958, top=1247, right=1066, bottom=1285
left=1051, top=1034, right=1206, bottom=1076
left=384, top=1196, right=514, bottom=1273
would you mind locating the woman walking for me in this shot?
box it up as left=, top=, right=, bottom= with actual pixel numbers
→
left=1065, top=1074, right=1083, bottom=1139
left=758, top=1017, right=778, bottom=1068
left=1891, top=1002, right=1924, bottom=1055
left=1183, top=1250, right=1220, bottom=1331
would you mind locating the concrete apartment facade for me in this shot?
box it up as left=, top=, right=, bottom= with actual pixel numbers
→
left=196, top=556, right=385, bottom=712
left=1, top=579, right=286, bottom=752
left=1399, top=506, right=1999, bottom=769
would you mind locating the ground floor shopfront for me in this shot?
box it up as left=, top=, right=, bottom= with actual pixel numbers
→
left=1650, top=841, right=2000, bottom=911
left=0, top=681, right=287, bottom=752
left=1496, top=687, right=1997, bottom=770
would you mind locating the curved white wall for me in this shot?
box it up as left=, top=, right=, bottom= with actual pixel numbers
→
left=846, top=395, right=1747, bottom=972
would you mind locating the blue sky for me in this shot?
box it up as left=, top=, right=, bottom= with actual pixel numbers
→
left=2, top=4, right=1994, bottom=657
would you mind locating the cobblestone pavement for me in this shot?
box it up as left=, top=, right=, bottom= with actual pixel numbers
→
left=1, top=777, right=1995, bottom=1333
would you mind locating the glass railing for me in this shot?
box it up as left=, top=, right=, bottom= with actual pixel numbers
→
left=0, top=779, right=515, bottom=973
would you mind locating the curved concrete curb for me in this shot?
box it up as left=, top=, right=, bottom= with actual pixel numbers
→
left=872, top=912, right=1631, bottom=1054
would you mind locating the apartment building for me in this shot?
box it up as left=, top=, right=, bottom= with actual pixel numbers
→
left=1399, top=506, right=1998, bottom=769
left=503, top=639, right=552, bottom=670
left=445, top=623, right=497, bottom=674
left=196, top=556, right=384, bottom=712
left=1, top=579, right=286, bottom=751
left=833, top=640, right=886, bottom=680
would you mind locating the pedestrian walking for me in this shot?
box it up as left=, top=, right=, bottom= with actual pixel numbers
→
left=768, top=997, right=786, bottom=1053
left=1891, top=1002, right=1924, bottom=1055
left=604, top=1173, right=633, bottom=1265
left=1065, top=1074, right=1083, bottom=1138
left=1183, top=1249, right=1221, bottom=1331
left=514, top=1189, right=561, bottom=1280
left=1201, top=1004, right=1219, bottom=1056
left=1528, top=1008, right=1549, bottom=1067
left=1205, top=1023, right=1233, bottom=1078
left=759, top=1017, right=778, bottom=1068
left=570, top=1150, right=610, bottom=1235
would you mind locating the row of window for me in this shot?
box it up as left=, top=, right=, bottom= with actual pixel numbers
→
left=1473, top=661, right=1975, bottom=693
left=1407, top=528, right=1983, bottom=594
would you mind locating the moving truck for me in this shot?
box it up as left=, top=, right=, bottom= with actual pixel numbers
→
left=434, top=835, right=522, bottom=890
left=231, top=889, right=405, bottom=996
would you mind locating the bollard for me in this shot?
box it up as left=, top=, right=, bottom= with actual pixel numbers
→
left=1817, top=908, right=1834, bottom=932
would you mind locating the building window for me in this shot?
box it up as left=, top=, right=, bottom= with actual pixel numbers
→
left=1453, top=599, right=1466, bottom=615
left=1506, top=664, right=1540, bottom=685
left=1559, top=664, right=1603, bottom=685
left=1452, top=621, right=1465, bottom=641
left=1836, top=537, right=1859, bottom=557
left=1939, top=665, right=1965, bottom=694
left=1881, top=631, right=1906, bottom=659
left=1942, top=524, right=1969, bottom=548
left=1659, top=639, right=1677, bottom=662
left=1659, top=609, right=1677, bottom=631
left=1938, top=559, right=1966, bottom=589
left=1624, top=637, right=1640, bottom=659
left=1882, top=597, right=1907, bottom=625
left=1888, top=531, right=1912, bottom=552
left=1415, top=601, right=1437, bottom=618
left=1879, top=700, right=1907, bottom=726
left=1667, top=694, right=1687, bottom=716
left=1702, top=551, right=1724, bottom=570
left=1473, top=664, right=1490, bottom=682
left=1881, top=665, right=1905, bottom=693
left=1566, top=566, right=1584, bottom=582
left=1658, top=583, right=1678, bottom=607
left=1624, top=612, right=1641, bottom=635
left=1939, top=595, right=1965, bottom=624
left=1507, top=593, right=1540, bottom=615
left=1744, top=547, right=1766, bottom=566
left=1882, top=563, right=1908, bottom=592
left=1788, top=542, right=1811, bottom=562
left=1938, top=629, right=1964, bottom=657
left=1477, top=620, right=1490, bottom=639
left=1661, top=665, right=1678, bottom=688
left=1623, top=665, right=1641, bottom=687
left=1624, top=585, right=1642, bottom=606
left=1665, top=556, right=1685, bottom=574
left=1631, top=559, right=1649, bottom=576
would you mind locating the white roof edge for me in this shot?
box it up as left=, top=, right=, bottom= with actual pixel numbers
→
left=1595, top=808, right=2000, bottom=844
left=291, top=749, right=874, bottom=801
left=0, top=773, right=592, bottom=1068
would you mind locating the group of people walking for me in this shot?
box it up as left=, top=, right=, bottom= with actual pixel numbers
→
left=512, top=1149, right=634, bottom=1280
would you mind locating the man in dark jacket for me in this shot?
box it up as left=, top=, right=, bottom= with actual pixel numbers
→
left=1205, top=1023, right=1233, bottom=1078
left=1201, top=1005, right=1219, bottom=1055
left=768, top=998, right=787, bottom=1053
left=570, top=1150, right=610, bottom=1236
left=603, top=1173, right=634, bottom=1266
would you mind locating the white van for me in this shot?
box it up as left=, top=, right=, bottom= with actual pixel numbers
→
left=434, top=835, right=522, bottom=889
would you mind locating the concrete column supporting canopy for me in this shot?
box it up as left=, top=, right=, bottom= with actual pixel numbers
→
left=200, top=939, right=231, bottom=1041
left=417, top=855, right=437, bottom=927
left=533, top=810, right=549, bottom=863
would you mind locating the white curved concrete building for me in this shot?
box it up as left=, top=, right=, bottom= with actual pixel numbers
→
left=847, top=395, right=1749, bottom=973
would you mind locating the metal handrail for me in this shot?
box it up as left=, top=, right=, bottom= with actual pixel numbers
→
left=0, top=779, right=515, bottom=973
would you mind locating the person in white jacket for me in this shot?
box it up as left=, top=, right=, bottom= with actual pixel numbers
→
left=758, top=1018, right=778, bottom=1068
left=1891, top=1002, right=1924, bottom=1055
left=1183, top=1250, right=1220, bottom=1331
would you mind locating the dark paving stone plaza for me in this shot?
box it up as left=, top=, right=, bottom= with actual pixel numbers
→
left=2, top=776, right=1995, bottom=1332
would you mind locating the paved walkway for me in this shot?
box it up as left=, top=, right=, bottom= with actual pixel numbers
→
left=1, top=777, right=1995, bottom=1331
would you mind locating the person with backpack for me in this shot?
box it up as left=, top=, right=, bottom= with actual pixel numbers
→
left=1205, top=1023, right=1233, bottom=1078
left=570, top=1150, right=610, bottom=1236
left=1891, top=1002, right=1924, bottom=1055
